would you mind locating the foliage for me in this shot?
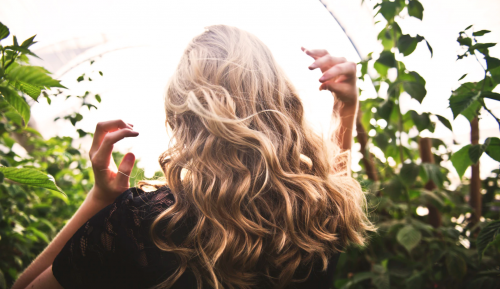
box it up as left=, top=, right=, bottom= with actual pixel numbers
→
left=333, top=1, right=500, bottom=288
left=0, top=22, right=147, bottom=287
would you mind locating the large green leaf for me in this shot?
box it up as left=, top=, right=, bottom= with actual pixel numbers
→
left=5, top=66, right=66, bottom=89
left=14, top=81, right=42, bottom=100
left=408, top=0, right=423, bottom=20
left=0, top=167, right=63, bottom=193
left=485, top=137, right=500, bottom=162
left=449, top=90, right=480, bottom=119
left=0, top=22, right=9, bottom=40
left=469, top=138, right=490, bottom=164
left=451, top=145, right=472, bottom=179
left=477, top=220, right=500, bottom=262
left=397, top=225, right=421, bottom=252
left=403, top=82, right=426, bottom=103
left=0, top=86, right=30, bottom=126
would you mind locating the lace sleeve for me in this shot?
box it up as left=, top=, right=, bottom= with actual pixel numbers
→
left=52, top=187, right=176, bottom=289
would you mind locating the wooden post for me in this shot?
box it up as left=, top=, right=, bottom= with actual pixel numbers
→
left=356, top=105, right=378, bottom=182
left=418, top=137, right=441, bottom=228
left=470, top=117, right=481, bottom=225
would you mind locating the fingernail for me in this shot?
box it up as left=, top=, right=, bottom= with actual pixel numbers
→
left=309, top=64, right=317, bottom=70
left=319, top=76, right=325, bottom=82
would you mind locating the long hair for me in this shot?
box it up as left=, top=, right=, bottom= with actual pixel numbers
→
left=148, top=25, right=373, bottom=289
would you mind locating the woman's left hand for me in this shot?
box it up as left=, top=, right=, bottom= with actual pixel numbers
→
left=88, top=119, right=139, bottom=205
left=302, top=47, right=358, bottom=106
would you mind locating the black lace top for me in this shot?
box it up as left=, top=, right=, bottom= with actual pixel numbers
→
left=52, top=187, right=340, bottom=289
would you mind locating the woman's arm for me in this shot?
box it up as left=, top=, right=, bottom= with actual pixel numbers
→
left=302, top=47, right=358, bottom=152
left=12, top=120, right=139, bottom=289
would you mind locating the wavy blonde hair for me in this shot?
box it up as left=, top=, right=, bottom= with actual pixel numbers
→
left=148, top=25, right=373, bottom=289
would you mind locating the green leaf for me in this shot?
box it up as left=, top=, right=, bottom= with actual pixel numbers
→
left=460, top=99, right=481, bottom=121
left=0, top=22, right=9, bottom=40
left=99, top=71, right=103, bottom=76
left=400, top=163, right=420, bottom=186
left=27, top=227, right=49, bottom=243
left=451, top=145, right=472, bottom=178
left=457, top=36, right=472, bottom=47
left=4, top=45, right=40, bottom=59
left=477, top=220, right=500, bottom=262
left=472, top=43, right=496, bottom=51
left=4, top=110, right=23, bottom=127
left=397, top=35, right=418, bottom=56
left=458, top=74, right=467, bottom=81
left=472, top=30, right=491, bottom=37
left=485, top=57, right=500, bottom=70
left=445, top=252, right=467, bottom=278
left=95, top=94, right=101, bottom=103
left=6, top=66, right=66, bottom=89
left=491, top=66, right=500, bottom=84
left=436, top=115, right=452, bottom=131
left=397, top=225, right=421, bottom=252
left=465, top=25, right=473, bottom=30
left=410, top=111, right=431, bottom=132
left=408, top=0, right=423, bottom=20
left=482, top=91, right=500, bottom=101
left=379, top=1, right=400, bottom=21
left=449, top=90, right=479, bottom=119
left=420, top=163, right=444, bottom=187
left=376, top=51, right=397, bottom=68
left=14, top=81, right=42, bottom=100
left=469, top=138, right=490, bottom=164
left=403, top=82, right=426, bottom=103
left=0, top=167, right=63, bottom=193
left=377, top=99, right=394, bottom=121
left=0, top=86, right=30, bottom=126
left=485, top=137, right=500, bottom=162
left=20, top=35, right=37, bottom=48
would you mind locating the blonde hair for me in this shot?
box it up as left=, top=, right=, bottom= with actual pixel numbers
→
left=147, top=25, right=373, bottom=289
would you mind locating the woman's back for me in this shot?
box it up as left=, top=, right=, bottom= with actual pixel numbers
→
left=52, top=187, right=341, bottom=289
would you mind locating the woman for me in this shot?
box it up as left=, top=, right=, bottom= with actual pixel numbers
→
left=13, top=25, right=373, bottom=289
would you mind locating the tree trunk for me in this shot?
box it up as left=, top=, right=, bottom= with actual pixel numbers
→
left=356, top=105, right=378, bottom=182
left=418, top=137, right=441, bottom=228
left=470, top=117, right=481, bottom=225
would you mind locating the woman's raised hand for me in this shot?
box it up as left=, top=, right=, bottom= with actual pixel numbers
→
left=302, top=47, right=358, bottom=105
left=89, top=120, right=139, bottom=205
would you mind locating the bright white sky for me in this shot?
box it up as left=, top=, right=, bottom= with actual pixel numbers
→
left=1, top=0, right=499, bottom=181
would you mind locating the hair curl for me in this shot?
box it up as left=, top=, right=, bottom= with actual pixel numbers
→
left=146, top=25, right=373, bottom=289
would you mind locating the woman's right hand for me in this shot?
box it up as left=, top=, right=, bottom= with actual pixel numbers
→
left=88, top=119, right=139, bottom=205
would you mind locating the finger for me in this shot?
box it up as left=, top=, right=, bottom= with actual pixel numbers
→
left=116, top=152, right=135, bottom=189
left=309, top=55, right=347, bottom=72
left=302, top=47, right=329, bottom=60
left=90, top=120, right=133, bottom=158
left=319, top=62, right=357, bottom=83
left=92, top=129, right=139, bottom=169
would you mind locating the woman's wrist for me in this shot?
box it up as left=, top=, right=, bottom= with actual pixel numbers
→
left=86, top=186, right=115, bottom=209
